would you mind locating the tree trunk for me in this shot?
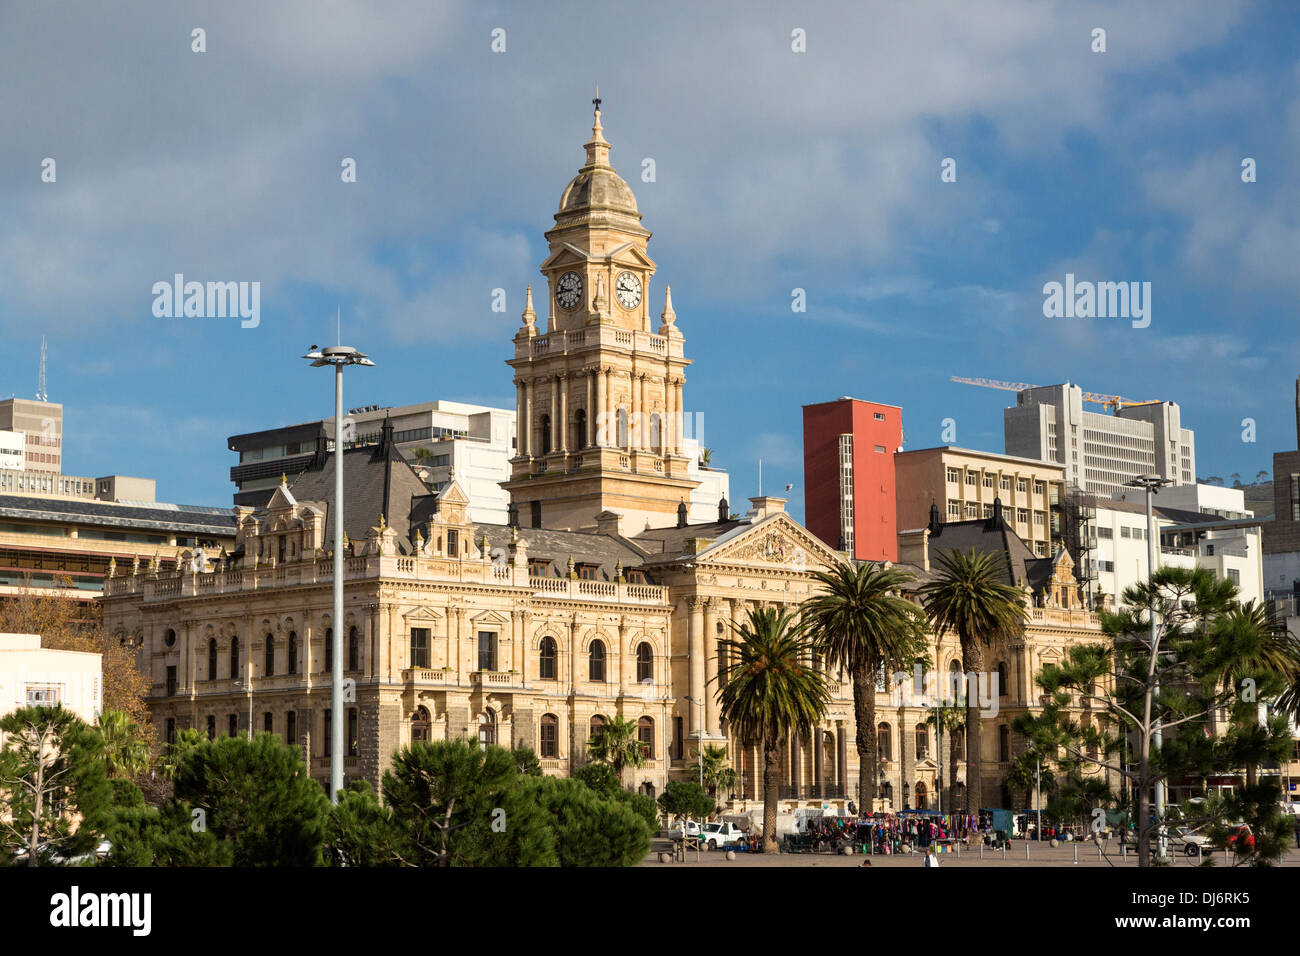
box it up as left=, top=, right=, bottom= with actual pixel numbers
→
left=762, top=734, right=781, bottom=853
left=851, top=664, right=877, bottom=813
left=949, top=719, right=961, bottom=814
left=962, top=636, right=984, bottom=814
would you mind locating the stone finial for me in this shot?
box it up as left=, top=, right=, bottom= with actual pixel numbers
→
left=661, top=285, right=676, bottom=325
left=377, top=513, right=387, bottom=532
left=107, top=557, right=117, bottom=578
left=414, top=528, right=424, bottom=553
left=480, top=533, right=491, bottom=561
left=131, top=555, right=140, bottom=576
left=567, top=554, right=577, bottom=579
left=522, top=286, right=537, bottom=332
left=280, top=473, right=288, bottom=486
left=615, top=559, right=624, bottom=582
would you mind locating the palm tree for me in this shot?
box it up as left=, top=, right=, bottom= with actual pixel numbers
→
left=89, top=710, right=150, bottom=778
left=697, top=743, right=738, bottom=799
left=717, top=606, right=830, bottom=852
left=586, top=714, right=647, bottom=784
left=802, top=561, right=929, bottom=812
left=920, top=549, right=1025, bottom=813
left=927, top=705, right=966, bottom=811
left=1201, top=599, right=1300, bottom=789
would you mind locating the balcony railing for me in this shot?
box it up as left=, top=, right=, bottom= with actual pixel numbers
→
left=103, top=553, right=669, bottom=606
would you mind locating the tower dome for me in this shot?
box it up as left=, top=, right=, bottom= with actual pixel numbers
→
left=554, top=101, right=643, bottom=232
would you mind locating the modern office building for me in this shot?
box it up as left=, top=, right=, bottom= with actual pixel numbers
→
left=0, top=399, right=62, bottom=474
left=0, top=632, right=102, bottom=727
left=1003, top=384, right=1195, bottom=499
left=229, top=401, right=728, bottom=529
left=802, top=397, right=902, bottom=561
left=894, top=446, right=1067, bottom=559
left=1263, top=377, right=1300, bottom=598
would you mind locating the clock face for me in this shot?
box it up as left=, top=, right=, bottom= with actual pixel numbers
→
left=615, top=272, right=642, bottom=310
left=556, top=271, right=583, bottom=310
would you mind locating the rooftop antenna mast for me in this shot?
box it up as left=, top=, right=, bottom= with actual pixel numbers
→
left=36, top=337, right=47, bottom=402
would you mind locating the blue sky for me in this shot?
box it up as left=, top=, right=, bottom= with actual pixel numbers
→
left=1, top=1, right=1297, bottom=521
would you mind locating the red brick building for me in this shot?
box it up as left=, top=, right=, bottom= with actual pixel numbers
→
left=802, top=397, right=902, bottom=562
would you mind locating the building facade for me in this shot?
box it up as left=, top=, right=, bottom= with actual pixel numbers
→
left=802, top=397, right=902, bottom=562
left=894, top=446, right=1066, bottom=559
left=0, top=632, right=101, bottom=745
left=0, top=399, right=62, bottom=475
left=1003, top=384, right=1195, bottom=498
left=101, top=103, right=1108, bottom=814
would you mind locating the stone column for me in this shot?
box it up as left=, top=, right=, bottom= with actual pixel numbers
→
left=549, top=377, right=558, bottom=454
left=790, top=730, right=801, bottom=797
left=638, top=373, right=648, bottom=450
left=594, top=368, right=606, bottom=447
left=617, top=615, right=629, bottom=697
left=585, top=371, right=594, bottom=448
left=664, top=373, right=675, bottom=455
left=514, top=378, right=524, bottom=454
left=703, top=598, right=719, bottom=736
left=837, top=722, right=848, bottom=796
left=900, top=714, right=914, bottom=810
left=674, top=379, right=684, bottom=454
left=524, top=378, right=533, bottom=457
left=687, top=597, right=705, bottom=743
left=558, top=372, right=568, bottom=453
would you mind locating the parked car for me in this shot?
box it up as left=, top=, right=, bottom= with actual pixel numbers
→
left=699, top=822, right=746, bottom=849
left=1149, top=825, right=1210, bottom=857
left=666, top=820, right=703, bottom=840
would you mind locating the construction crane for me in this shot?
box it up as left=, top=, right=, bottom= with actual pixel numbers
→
left=949, top=377, right=1161, bottom=414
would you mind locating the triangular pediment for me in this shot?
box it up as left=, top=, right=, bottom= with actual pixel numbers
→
left=470, top=609, right=511, bottom=626
left=694, top=512, right=842, bottom=572
left=402, top=606, right=444, bottom=622
left=604, top=243, right=656, bottom=270
left=438, top=480, right=469, bottom=507
left=267, top=484, right=297, bottom=511
left=539, top=243, right=592, bottom=271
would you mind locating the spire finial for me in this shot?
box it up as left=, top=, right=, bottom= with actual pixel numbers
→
left=522, top=285, right=536, bottom=330
left=593, top=84, right=601, bottom=113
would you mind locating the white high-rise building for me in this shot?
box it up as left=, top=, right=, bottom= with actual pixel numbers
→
left=1003, top=383, right=1194, bottom=499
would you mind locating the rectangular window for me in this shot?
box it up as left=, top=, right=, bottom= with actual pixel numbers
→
left=947, top=500, right=961, bottom=518
left=1000, top=476, right=1011, bottom=490
left=531, top=501, right=542, bottom=529
left=446, top=530, right=459, bottom=556
left=1033, top=480, right=1045, bottom=495
left=477, top=631, right=496, bottom=672
left=873, top=412, right=886, bottom=421
left=529, top=558, right=550, bottom=577
left=1016, top=508, right=1029, bottom=524
left=286, top=711, right=297, bottom=745
left=410, top=628, right=430, bottom=669
left=965, top=502, right=978, bottom=517
left=1097, top=526, right=1113, bottom=539
left=324, top=709, right=332, bottom=757
left=347, top=708, right=359, bottom=756
left=983, top=504, right=994, bottom=518
left=228, top=714, right=238, bottom=738
left=1227, top=568, right=1240, bottom=584
left=1034, top=511, right=1045, bottom=526
left=577, top=564, right=598, bottom=580
left=946, top=468, right=960, bottom=484
left=1017, top=479, right=1027, bottom=493
left=166, top=666, right=177, bottom=697
left=965, top=472, right=977, bottom=486
left=983, top=474, right=994, bottom=488
left=25, top=684, right=60, bottom=706
left=1121, top=526, right=1131, bottom=538
left=207, top=715, right=216, bottom=739
left=873, top=445, right=886, bottom=454
left=1291, top=476, right=1300, bottom=522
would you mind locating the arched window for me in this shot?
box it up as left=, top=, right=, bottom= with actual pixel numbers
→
left=915, top=724, right=929, bottom=760
left=997, top=661, right=1009, bottom=698
left=411, top=706, right=430, bottom=744
left=952, top=726, right=965, bottom=761
left=877, top=723, right=892, bottom=761
left=264, top=634, right=274, bottom=676
left=324, top=628, right=334, bottom=672
left=288, top=632, right=298, bottom=675
left=881, top=781, right=893, bottom=804
left=540, top=414, right=552, bottom=455
left=616, top=407, right=628, bottom=448
left=636, top=642, right=653, bottom=683
left=477, top=710, right=496, bottom=748
left=278, top=535, right=286, bottom=565
left=539, top=713, right=558, bottom=757
left=998, top=725, right=1011, bottom=762
left=916, top=781, right=928, bottom=810
left=637, top=716, right=654, bottom=758
left=589, top=714, right=606, bottom=739
left=539, top=636, right=557, bottom=680
left=589, top=640, right=606, bottom=682
left=164, top=628, right=176, bottom=648
left=648, top=412, right=661, bottom=450
left=348, top=626, right=359, bottom=671
left=208, top=638, right=217, bottom=681
left=574, top=408, right=587, bottom=450
left=229, top=637, right=240, bottom=679
left=947, top=659, right=963, bottom=704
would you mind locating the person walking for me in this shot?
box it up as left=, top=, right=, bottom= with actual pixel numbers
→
left=923, top=846, right=939, bottom=868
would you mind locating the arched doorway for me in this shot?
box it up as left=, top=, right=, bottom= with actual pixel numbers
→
left=916, top=781, right=929, bottom=810
left=477, top=710, right=496, bottom=747
left=411, top=706, right=430, bottom=744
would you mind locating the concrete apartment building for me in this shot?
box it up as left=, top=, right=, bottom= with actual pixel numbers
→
left=0, top=398, right=63, bottom=475
left=894, top=446, right=1066, bottom=559
left=230, top=400, right=729, bottom=530
left=1003, top=383, right=1195, bottom=499
left=0, top=633, right=101, bottom=743
left=802, top=397, right=902, bottom=562
left=1262, top=378, right=1300, bottom=599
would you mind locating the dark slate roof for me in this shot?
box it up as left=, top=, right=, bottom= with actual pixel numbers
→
left=286, top=427, right=430, bottom=554
left=634, top=518, right=748, bottom=564
left=0, top=495, right=237, bottom=536
left=924, top=511, right=1048, bottom=592
left=472, top=524, right=651, bottom=582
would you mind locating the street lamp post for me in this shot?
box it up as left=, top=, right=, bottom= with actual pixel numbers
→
left=1125, top=474, right=1171, bottom=859
left=234, top=680, right=253, bottom=742
left=303, top=343, right=374, bottom=804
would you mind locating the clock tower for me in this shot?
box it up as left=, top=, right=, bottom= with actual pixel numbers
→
left=504, top=98, right=698, bottom=532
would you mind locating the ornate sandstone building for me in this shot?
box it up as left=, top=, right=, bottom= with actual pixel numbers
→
left=101, top=104, right=1107, bottom=811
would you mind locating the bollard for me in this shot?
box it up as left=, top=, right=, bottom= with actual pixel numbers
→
left=1097, top=843, right=1102, bottom=862
left=980, top=843, right=984, bottom=860
left=1026, top=841, right=1030, bottom=861
left=1002, top=842, right=1006, bottom=860
left=1074, top=843, right=1078, bottom=865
